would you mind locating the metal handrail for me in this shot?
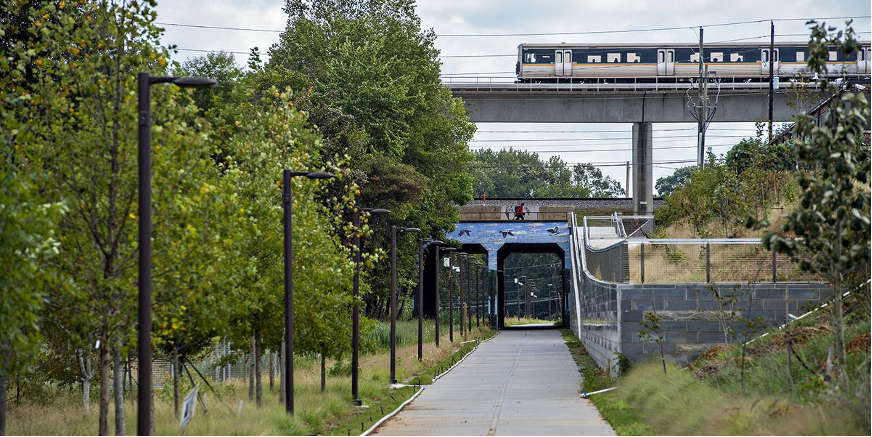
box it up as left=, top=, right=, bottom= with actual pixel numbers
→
left=442, top=75, right=830, bottom=93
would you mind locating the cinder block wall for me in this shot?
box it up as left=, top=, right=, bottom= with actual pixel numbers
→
left=618, top=282, right=833, bottom=366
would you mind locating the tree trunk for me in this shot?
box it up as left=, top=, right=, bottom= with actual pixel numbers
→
left=278, top=341, right=285, bottom=403
left=173, top=344, right=180, bottom=418
left=98, top=329, right=111, bottom=436
left=268, top=351, right=274, bottom=392
left=1, top=349, right=9, bottom=436
left=113, top=339, right=125, bottom=436
left=320, top=353, right=326, bottom=394
left=248, top=336, right=254, bottom=401
left=254, top=330, right=262, bottom=408
left=83, top=379, right=91, bottom=415
left=833, top=221, right=848, bottom=383
left=76, top=349, right=95, bottom=415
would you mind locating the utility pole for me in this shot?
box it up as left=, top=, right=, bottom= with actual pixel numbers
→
left=625, top=161, right=630, bottom=198
left=698, top=26, right=705, bottom=166
left=768, top=20, right=775, bottom=143
left=525, top=280, right=532, bottom=318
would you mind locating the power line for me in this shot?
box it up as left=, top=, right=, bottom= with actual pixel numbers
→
left=470, top=134, right=750, bottom=142
left=474, top=127, right=757, bottom=134
left=157, top=15, right=870, bottom=38
left=159, top=22, right=283, bottom=33
left=176, top=48, right=250, bottom=55
left=434, top=16, right=871, bottom=37
left=468, top=144, right=737, bottom=153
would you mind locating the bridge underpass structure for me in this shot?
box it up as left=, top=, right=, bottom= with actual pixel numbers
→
left=447, top=82, right=832, bottom=215
left=440, top=219, right=573, bottom=329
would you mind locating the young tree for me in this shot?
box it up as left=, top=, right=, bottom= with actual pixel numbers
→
left=761, top=22, right=870, bottom=383
left=5, top=1, right=232, bottom=433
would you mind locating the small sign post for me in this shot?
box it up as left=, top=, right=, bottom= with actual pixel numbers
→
left=179, top=384, right=199, bottom=431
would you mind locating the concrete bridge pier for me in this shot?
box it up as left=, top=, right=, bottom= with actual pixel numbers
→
left=632, top=122, right=654, bottom=215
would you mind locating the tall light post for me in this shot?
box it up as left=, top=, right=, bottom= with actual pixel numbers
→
left=465, top=255, right=471, bottom=334
left=137, top=72, right=216, bottom=436
left=282, top=170, right=334, bottom=416
left=352, top=207, right=390, bottom=405
left=418, top=239, right=443, bottom=361
left=455, top=252, right=467, bottom=339
left=475, top=261, right=481, bottom=329
left=390, top=226, right=420, bottom=384
left=435, top=247, right=455, bottom=347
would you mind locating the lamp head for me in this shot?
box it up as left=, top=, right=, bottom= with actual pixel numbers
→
left=306, top=171, right=334, bottom=179
left=172, top=77, right=218, bottom=88
left=401, top=227, right=421, bottom=233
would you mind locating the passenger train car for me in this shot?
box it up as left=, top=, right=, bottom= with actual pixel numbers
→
left=516, top=42, right=872, bottom=82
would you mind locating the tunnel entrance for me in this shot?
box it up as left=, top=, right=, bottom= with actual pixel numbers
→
left=496, top=243, right=567, bottom=330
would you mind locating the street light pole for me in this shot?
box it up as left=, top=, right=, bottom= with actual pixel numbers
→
left=456, top=252, right=466, bottom=339
left=465, top=256, right=471, bottom=334
left=435, top=247, right=455, bottom=347
left=351, top=207, right=389, bottom=406
left=390, top=226, right=420, bottom=384
left=418, top=239, right=442, bottom=361
left=137, top=72, right=215, bottom=436
left=283, top=170, right=333, bottom=416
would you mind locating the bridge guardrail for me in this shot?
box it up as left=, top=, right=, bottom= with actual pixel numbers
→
left=442, top=75, right=827, bottom=93
left=460, top=209, right=571, bottom=222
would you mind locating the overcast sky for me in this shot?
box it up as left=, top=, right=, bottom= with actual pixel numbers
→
left=155, top=0, right=870, bottom=195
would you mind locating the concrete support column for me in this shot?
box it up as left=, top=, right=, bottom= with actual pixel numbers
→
left=632, top=122, right=653, bottom=215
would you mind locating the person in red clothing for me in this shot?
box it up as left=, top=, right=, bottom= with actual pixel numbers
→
left=514, top=202, right=526, bottom=220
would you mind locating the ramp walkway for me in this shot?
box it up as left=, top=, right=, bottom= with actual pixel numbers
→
left=373, top=330, right=615, bottom=436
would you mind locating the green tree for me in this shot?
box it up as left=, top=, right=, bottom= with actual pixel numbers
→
left=655, top=166, right=695, bottom=197
left=760, top=22, right=870, bottom=384
left=267, top=0, right=475, bottom=317
left=0, top=118, right=65, bottom=436
left=3, top=1, right=233, bottom=433
left=470, top=150, right=623, bottom=198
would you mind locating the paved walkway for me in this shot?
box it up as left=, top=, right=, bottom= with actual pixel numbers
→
left=373, top=330, right=615, bottom=436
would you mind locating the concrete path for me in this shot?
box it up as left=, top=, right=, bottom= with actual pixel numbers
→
left=373, top=330, right=615, bottom=436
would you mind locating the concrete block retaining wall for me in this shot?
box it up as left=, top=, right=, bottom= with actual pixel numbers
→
left=573, top=279, right=833, bottom=374
left=618, top=282, right=833, bottom=366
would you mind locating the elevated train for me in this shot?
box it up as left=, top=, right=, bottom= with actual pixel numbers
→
left=516, top=42, right=872, bottom=82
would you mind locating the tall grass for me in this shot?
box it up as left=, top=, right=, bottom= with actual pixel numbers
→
left=6, top=321, right=494, bottom=435
left=594, top=361, right=867, bottom=435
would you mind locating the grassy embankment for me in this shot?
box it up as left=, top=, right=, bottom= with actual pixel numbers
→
left=504, top=316, right=559, bottom=327
left=561, top=293, right=871, bottom=435
left=6, top=320, right=495, bottom=435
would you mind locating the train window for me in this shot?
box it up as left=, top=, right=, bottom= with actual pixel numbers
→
left=607, top=53, right=620, bottom=63
left=566, top=51, right=572, bottom=63
left=587, top=55, right=601, bottom=63
left=525, top=53, right=537, bottom=63
left=710, top=52, right=723, bottom=62
left=658, top=52, right=664, bottom=63
left=829, top=51, right=837, bottom=61
left=762, top=51, right=769, bottom=62
left=668, top=51, right=674, bottom=63
left=796, top=51, right=805, bottom=62
left=730, top=53, right=744, bottom=62
left=690, top=52, right=700, bottom=62
left=556, top=52, right=562, bottom=63
left=627, top=52, right=641, bottom=63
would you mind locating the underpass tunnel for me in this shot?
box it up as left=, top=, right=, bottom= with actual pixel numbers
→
left=496, top=243, right=567, bottom=330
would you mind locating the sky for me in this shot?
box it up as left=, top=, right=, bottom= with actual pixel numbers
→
left=154, top=0, right=871, bottom=196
